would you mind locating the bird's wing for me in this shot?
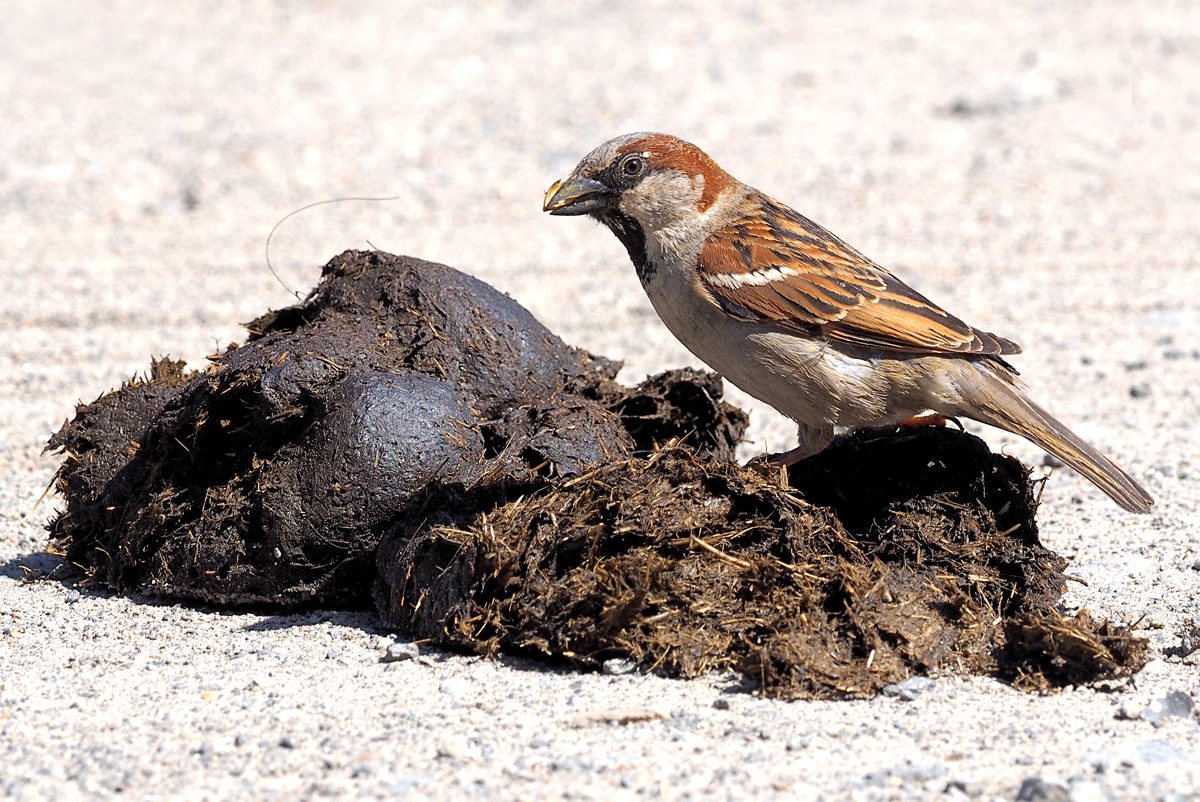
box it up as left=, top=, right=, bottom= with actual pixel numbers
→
left=696, top=193, right=1020, bottom=356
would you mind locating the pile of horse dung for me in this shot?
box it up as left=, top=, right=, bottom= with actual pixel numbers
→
left=46, top=250, right=1146, bottom=698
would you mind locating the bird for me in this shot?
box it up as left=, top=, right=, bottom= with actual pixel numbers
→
left=543, top=132, right=1153, bottom=513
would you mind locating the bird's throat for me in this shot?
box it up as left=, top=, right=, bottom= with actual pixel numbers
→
left=598, top=211, right=655, bottom=283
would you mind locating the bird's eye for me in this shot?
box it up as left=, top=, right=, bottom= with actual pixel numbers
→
left=620, top=155, right=645, bottom=177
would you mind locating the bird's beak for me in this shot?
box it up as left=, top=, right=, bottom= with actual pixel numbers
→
left=543, top=175, right=614, bottom=216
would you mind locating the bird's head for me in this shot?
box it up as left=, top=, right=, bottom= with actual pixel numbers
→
left=543, top=133, right=738, bottom=235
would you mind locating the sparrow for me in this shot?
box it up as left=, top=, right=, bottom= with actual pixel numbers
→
left=543, top=132, right=1153, bottom=513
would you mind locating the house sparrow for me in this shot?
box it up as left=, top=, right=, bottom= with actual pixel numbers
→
left=543, top=132, right=1153, bottom=513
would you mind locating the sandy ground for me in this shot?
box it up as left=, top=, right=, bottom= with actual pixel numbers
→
left=3, top=1, right=1199, bottom=799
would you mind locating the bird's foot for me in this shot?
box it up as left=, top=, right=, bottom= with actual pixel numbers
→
left=763, top=443, right=816, bottom=466
left=839, top=414, right=964, bottom=448
left=895, top=412, right=963, bottom=431
left=746, top=442, right=827, bottom=487
left=745, top=451, right=801, bottom=487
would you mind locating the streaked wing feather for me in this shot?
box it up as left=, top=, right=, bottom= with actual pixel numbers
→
left=699, top=194, right=1021, bottom=356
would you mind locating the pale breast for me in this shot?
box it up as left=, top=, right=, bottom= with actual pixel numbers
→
left=643, top=260, right=995, bottom=441
left=640, top=265, right=874, bottom=429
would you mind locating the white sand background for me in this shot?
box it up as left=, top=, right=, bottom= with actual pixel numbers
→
left=2, top=1, right=1199, bottom=799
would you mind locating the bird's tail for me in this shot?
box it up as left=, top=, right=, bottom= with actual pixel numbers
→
left=956, top=364, right=1154, bottom=514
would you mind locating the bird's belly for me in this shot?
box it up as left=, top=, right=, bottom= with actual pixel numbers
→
left=643, top=276, right=928, bottom=430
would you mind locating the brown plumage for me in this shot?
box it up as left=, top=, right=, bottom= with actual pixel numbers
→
left=544, top=132, right=1153, bottom=513
left=698, top=194, right=1021, bottom=355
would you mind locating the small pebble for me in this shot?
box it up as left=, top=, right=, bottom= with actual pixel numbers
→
left=1066, top=776, right=1109, bottom=802
left=64, top=590, right=81, bottom=604
left=881, top=676, right=936, bottom=701
left=1175, top=622, right=1200, bottom=656
left=1129, top=383, right=1151, bottom=398
left=669, top=712, right=700, bottom=732
left=1015, top=776, right=1068, bottom=802
left=382, top=642, right=420, bottom=663
left=945, top=778, right=981, bottom=798
left=1140, top=690, right=1195, bottom=726
left=435, top=741, right=468, bottom=762
left=712, top=698, right=731, bottom=710
left=601, top=657, right=637, bottom=675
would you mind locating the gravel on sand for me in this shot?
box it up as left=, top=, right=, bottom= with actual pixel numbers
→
left=2, top=2, right=1199, bottom=800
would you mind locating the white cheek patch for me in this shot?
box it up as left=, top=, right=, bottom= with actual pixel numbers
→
left=704, top=266, right=803, bottom=289
left=619, top=171, right=704, bottom=229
